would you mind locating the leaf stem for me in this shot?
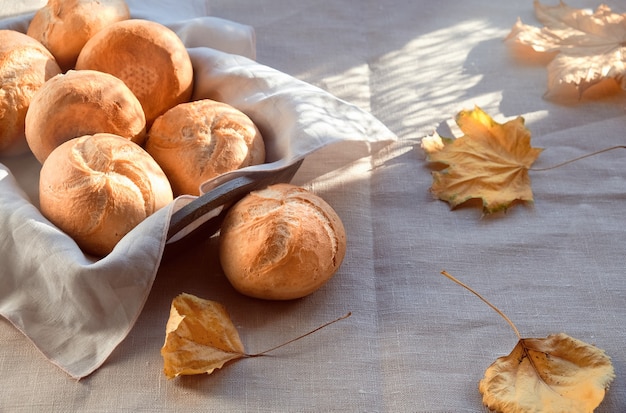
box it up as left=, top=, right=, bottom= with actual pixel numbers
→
left=530, top=145, right=625, bottom=172
left=441, top=270, right=521, bottom=339
left=245, top=312, right=352, bottom=358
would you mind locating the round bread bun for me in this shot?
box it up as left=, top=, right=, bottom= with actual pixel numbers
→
left=0, top=30, right=61, bottom=157
left=145, top=99, right=266, bottom=196
left=27, top=0, right=130, bottom=71
left=75, top=19, right=194, bottom=126
left=39, top=133, right=173, bottom=257
left=219, top=183, right=347, bottom=300
left=25, top=69, right=146, bottom=163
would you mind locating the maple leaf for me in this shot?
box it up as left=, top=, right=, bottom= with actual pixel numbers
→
left=161, top=293, right=246, bottom=379
left=506, top=1, right=626, bottom=98
left=421, top=106, right=543, bottom=214
left=441, top=270, right=615, bottom=413
left=479, top=333, right=616, bottom=413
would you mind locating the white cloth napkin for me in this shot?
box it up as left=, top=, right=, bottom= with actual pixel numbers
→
left=0, top=9, right=395, bottom=379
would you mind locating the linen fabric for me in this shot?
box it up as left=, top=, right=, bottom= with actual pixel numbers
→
left=1, top=0, right=625, bottom=412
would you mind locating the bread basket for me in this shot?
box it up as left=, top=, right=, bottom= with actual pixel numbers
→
left=0, top=13, right=395, bottom=379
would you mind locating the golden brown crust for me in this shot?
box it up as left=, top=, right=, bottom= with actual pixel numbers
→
left=0, top=30, right=61, bottom=156
left=25, top=69, right=146, bottom=163
left=26, top=0, right=130, bottom=71
left=39, top=133, right=173, bottom=257
left=219, top=183, right=347, bottom=300
left=75, top=19, right=194, bottom=126
left=145, top=99, right=266, bottom=196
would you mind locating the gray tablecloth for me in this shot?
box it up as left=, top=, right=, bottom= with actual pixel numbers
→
left=1, top=0, right=625, bottom=412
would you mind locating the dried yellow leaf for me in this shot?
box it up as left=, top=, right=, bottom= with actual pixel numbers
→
left=506, top=1, right=626, bottom=99
left=422, top=106, right=542, bottom=214
left=420, top=133, right=446, bottom=153
left=161, top=293, right=245, bottom=379
left=479, top=333, right=615, bottom=413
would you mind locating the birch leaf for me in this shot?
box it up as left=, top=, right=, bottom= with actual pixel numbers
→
left=479, top=333, right=615, bottom=413
left=506, top=1, right=626, bottom=99
left=161, top=293, right=245, bottom=379
left=441, top=271, right=615, bottom=413
left=161, top=293, right=352, bottom=379
left=421, top=106, right=542, bottom=214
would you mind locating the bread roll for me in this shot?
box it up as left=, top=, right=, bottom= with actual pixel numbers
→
left=0, top=30, right=61, bottom=157
left=219, top=183, right=347, bottom=300
left=39, top=133, right=173, bottom=257
left=27, top=0, right=130, bottom=71
left=75, top=19, right=194, bottom=126
left=145, top=99, right=266, bottom=196
left=25, top=69, right=146, bottom=163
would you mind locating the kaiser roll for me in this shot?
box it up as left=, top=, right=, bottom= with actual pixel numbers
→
left=25, top=69, right=146, bottom=163
left=145, top=99, right=265, bottom=196
left=219, top=183, right=347, bottom=300
left=39, top=133, right=173, bottom=257
left=27, top=0, right=130, bottom=71
left=75, top=19, right=194, bottom=126
left=0, top=30, right=61, bottom=157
